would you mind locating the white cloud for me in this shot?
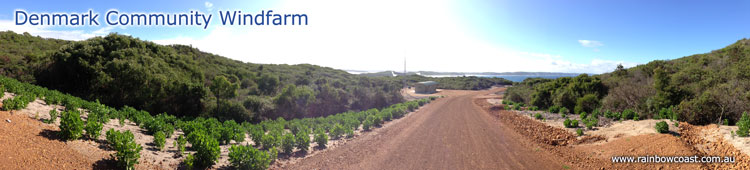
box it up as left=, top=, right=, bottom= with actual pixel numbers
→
left=578, top=40, right=604, bottom=48
left=0, top=20, right=105, bottom=40
left=205, top=2, right=214, bottom=12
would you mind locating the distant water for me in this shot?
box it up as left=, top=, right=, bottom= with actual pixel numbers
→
left=480, top=75, right=574, bottom=82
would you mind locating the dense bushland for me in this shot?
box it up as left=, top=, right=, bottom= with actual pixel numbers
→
left=506, top=39, right=750, bottom=125
left=0, top=31, right=408, bottom=122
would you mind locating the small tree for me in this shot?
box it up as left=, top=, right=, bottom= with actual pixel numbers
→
left=737, top=112, right=750, bottom=137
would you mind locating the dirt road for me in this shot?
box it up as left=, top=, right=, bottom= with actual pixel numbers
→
left=285, top=89, right=566, bottom=170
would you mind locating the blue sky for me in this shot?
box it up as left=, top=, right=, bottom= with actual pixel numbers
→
left=2, top=0, right=750, bottom=73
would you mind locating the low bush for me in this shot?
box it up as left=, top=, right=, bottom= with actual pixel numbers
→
left=84, top=117, right=103, bottom=139
left=228, top=144, right=273, bottom=170
left=513, top=105, right=521, bottom=110
left=655, top=121, right=669, bottom=133
left=106, top=129, right=142, bottom=170
left=621, top=109, right=636, bottom=121
left=281, top=133, right=295, bottom=154
left=1, top=94, right=35, bottom=111
left=363, top=115, right=375, bottom=130
left=576, top=129, right=584, bottom=136
left=153, top=131, right=166, bottom=150
left=295, top=131, right=310, bottom=152
left=220, top=120, right=245, bottom=144
left=329, top=123, right=345, bottom=139
left=45, top=109, right=58, bottom=124
left=548, top=106, right=560, bottom=113
left=60, top=110, right=84, bottom=141
left=583, top=117, right=598, bottom=130
left=188, top=132, right=221, bottom=168
left=529, top=106, right=538, bottom=111
left=737, top=112, right=750, bottom=137
left=559, top=107, right=569, bottom=114
left=579, top=112, right=588, bottom=119
left=657, top=107, right=674, bottom=119
left=534, top=113, right=543, bottom=120
left=314, top=129, right=328, bottom=148
left=564, top=118, right=579, bottom=128
left=175, top=135, right=187, bottom=156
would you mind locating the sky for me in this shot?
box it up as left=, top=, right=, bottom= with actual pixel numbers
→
left=2, top=0, right=750, bottom=74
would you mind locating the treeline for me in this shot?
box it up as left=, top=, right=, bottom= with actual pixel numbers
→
left=399, top=75, right=513, bottom=90
left=0, top=31, right=403, bottom=122
left=506, top=38, right=750, bottom=125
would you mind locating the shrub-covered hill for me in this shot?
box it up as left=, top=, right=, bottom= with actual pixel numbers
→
left=506, top=38, right=750, bottom=125
left=0, top=31, right=404, bottom=121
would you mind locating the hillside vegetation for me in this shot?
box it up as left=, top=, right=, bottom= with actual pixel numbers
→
left=0, top=31, right=503, bottom=122
left=0, top=31, right=407, bottom=122
left=507, top=38, right=750, bottom=125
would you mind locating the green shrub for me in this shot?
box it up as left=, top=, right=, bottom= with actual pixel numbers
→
left=295, top=131, right=310, bottom=152
left=559, top=107, right=569, bottom=114
left=329, top=123, right=345, bottom=139
left=658, top=107, right=674, bottom=119
left=184, top=154, right=195, bottom=170
left=45, top=109, right=58, bottom=124
left=281, top=133, right=295, bottom=154
left=574, top=94, right=599, bottom=114
left=724, top=119, right=730, bottom=126
left=529, top=106, right=539, bottom=111
left=84, top=117, right=103, bottom=139
left=314, top=130, right=328, bottom=148
left=576, top=129, right=584, bottom=136
left=579, top=112, right=588, bottom=119
left=59, top=110, right=85, bottom=141
left=260, top=133, right=280, bottom=149
left=175, top=135, right=187, bottom=156
left=533, top=113, right=543, bottom=120
left=228, top=144, right=273, bottom=170
left=504, top=105, right=510, bottom=110
left=513, top=105, right=521, bottom=110
left=655, top=121, right=669, bottom=133
left=153, top=131, right=166, bottom=150
left=737, top=112, right=750, bottom=137
left=621, top=109, right=635, bottom=120
left=363, top=115, right=375, bottom=130
left=188, top=132, right=221, bottom=168
left=564, top=119, right=580, bottom=128
left=220, top=120, right=245, bottom=144
left=548, top=106, right=560, bottom=113
left=1, top=94, right=35, bottom=111
left=584, top=117, right=598, bottom=130
left=106, top=129, right=142, bottom=170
